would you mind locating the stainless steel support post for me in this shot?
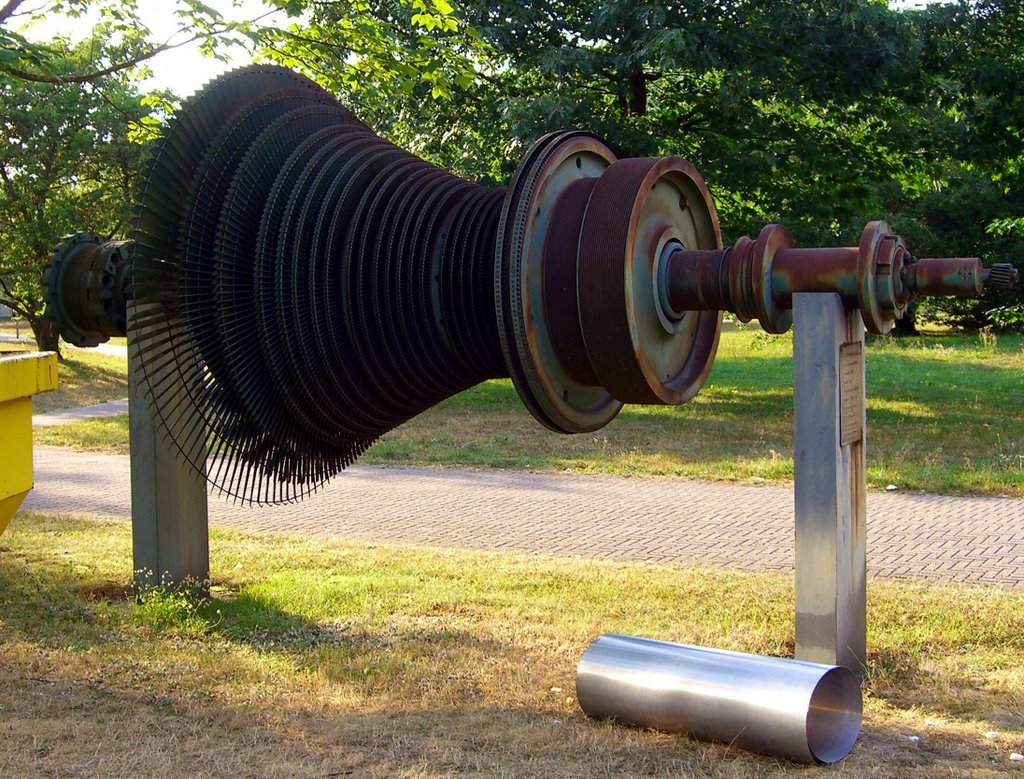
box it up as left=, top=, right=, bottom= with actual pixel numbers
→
left=128, top=302, right=209, bottom=591
left=793, top=293, right=867, bottom=672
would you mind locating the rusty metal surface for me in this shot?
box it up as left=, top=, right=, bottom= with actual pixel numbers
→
left=904, top=257, right=985, bottom=296
left=665, top=220, right=1010, bottom=335
left=43, top=233, right=130, bottom=347
left=496, top=132, right=623, bottom=434
left=542, top=177, right=600, bottom=387
left=576, top=157, right=722, bottom=405
left=984, top=263, right=1020, bottom=289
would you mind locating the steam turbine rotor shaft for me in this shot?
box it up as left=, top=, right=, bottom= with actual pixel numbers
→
left=42, top=65, right=1010, bottom=505
left=663, top=222, right=1016, bottom=335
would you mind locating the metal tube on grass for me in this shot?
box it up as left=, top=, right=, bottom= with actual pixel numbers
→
left=576, top=633, right=862, bottom=764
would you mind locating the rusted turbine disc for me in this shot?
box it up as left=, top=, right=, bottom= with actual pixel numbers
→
left=107, top=65, right=733, bottom=505
left=577, top=157, right=722, bottom=405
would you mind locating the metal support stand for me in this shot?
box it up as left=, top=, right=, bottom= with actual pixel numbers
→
left=792, top=293, right=867, bottom=672
left=128, top=303, right=209, bottom=591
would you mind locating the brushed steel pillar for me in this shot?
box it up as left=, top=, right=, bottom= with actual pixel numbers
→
left=128, top=302, right=209, bottom=591
left=793, top=293, right=867, bottom=672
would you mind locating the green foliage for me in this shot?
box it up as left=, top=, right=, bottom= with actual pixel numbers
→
left=255, top=0, right=486, bottom=116
left=0, top=0, right=251, bottom=84
left=133, top=585, right=212, bottom=636
left=882, top=0, right=1024, bottom=329
left=0, top=43, right=154, bottom=349
left=243, top=0, right=514, bottom=184
left=988, top=304, right=1024, bottom=330
left=359, top=0, right=931, bottom=244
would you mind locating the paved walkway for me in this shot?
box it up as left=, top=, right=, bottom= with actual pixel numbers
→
left=33, top=398, right=128, bottom=427
left=22, top=446, right=1024, bottom=588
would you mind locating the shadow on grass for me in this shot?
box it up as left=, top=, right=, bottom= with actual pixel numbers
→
left=0, top=553, right=116, bottom=648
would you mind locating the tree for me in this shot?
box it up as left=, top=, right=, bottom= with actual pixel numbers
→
left=0, top=42, right=154, bottom=351
left=256, top=1, right=485, bottom=116
left=273, top=0, right=928, bottom=244
left=0, top=0, right=252, bottom=84
left=886, top=0, right=1024, bottom=329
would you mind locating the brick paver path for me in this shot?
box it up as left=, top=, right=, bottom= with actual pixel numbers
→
left=22, top=446, right=1024, bottom=588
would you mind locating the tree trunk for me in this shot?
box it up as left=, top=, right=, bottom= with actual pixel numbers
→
left=891, top=304, right=918, bottom=336
left=32, top=315, right=62, bottom=356
left=629, top=70, right=647, bottom=116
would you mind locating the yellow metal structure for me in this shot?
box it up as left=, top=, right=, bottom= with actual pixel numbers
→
left=0, top=351, right=57, bottom=534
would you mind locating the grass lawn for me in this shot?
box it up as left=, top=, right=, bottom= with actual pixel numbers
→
left=0, top=511, right=1021, bottom=777
left=364, top=327, right=1024, bottom=495
left=37, top=349, right=128, bottom=413
left=35, top=327, right=1024, bottom=496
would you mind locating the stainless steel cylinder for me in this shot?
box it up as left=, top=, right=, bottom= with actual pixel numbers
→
left=576, top=634, right=862, bottom=764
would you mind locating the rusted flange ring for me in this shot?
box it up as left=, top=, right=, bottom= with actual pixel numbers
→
left=750, top=224, right=795, bottom=334
left=496, top=132, right=623, bottom=433
left=857, top=220, right=900, bottom=334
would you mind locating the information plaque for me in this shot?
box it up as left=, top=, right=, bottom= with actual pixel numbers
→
left=839, top=341, right=863, bottom=446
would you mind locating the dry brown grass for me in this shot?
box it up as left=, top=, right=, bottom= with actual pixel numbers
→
left=0, top=512, right=1021, bottom=778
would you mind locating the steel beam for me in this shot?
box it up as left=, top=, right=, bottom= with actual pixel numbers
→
left=128, top=302, right=209, bottom=591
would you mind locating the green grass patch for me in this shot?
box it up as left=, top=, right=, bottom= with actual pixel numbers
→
left=0, top=511, right=1021, bottom=777
left=32, top=328, right=1024, bottom=496
left=367, top=328, right=1024, bottom=495
left=35, top=414, right=130, bottom=451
